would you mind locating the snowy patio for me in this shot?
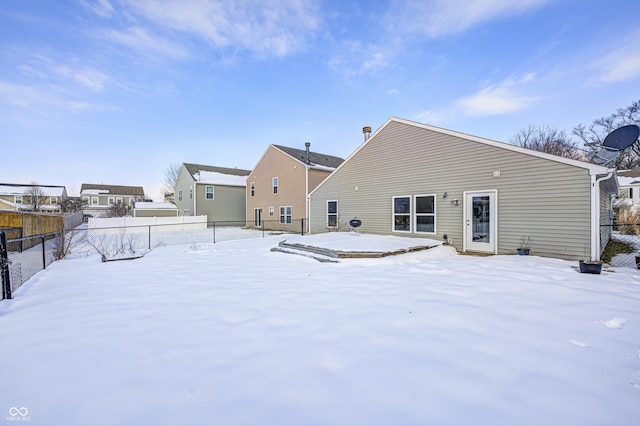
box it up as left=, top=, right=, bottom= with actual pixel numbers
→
left=1, top=233, right=639, bottom=425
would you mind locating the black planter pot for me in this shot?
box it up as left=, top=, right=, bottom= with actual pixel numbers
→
left=579, top=260, right=602, bottom=274
left=517, top=248, right=530, bottom=255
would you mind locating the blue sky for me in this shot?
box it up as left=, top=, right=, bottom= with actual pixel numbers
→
left=2, top=0, right=639, bottom=199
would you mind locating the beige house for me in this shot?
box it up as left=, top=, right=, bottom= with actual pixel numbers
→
left=246, top=144, right=344, bottom=232
left=133, top=202, right=179, bottom=217
left=174, top=163, right=251, bottom=222
left=80, top=184, right=146, bottom=218
left=0, top=183, right=67, bottom=212
left=309, top=117, right=619, bottom=261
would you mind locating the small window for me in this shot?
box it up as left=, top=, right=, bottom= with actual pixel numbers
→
left=250, top=182, right=255, bottom=197
left=14, top=195, right=22, bottom=204
left=108, top=197, right=115, bottom=205
left=327, top=200, right=338, bottom=227
left=116, top=197, right=123, bottom=205
left=269, top=206, right=274, bottom=217
left=178, top=190, right=183, bottom=202
left=92, top=196, right=99, bottom=205
left=414, top=194, right=436, bottom=233
left=189, top=186, right=193, bottom=200
left=273, top=177, right=278, bottom=194
left=205, top=186, right=214, bottom=200
left=50, top=196, right=58, bottom=204
left=82, top=196, right=89, bottom=203
left=393, top=196, right=411, bottom=232
left=279, top=206, right=292, bottom=224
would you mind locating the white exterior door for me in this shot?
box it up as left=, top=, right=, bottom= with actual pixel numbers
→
left=464, top=190, right=497, bottom=254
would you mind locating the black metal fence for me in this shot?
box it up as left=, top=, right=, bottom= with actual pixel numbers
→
left=1, top=219, right=306, bottom=300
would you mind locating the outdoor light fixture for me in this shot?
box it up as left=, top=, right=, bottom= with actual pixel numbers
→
left=451, top=198, right=460, bottom=206
left=443, top=192, right=448, bottom=198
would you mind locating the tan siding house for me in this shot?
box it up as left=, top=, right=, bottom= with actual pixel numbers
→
left=309, top=118, right=618, bottom=261
left=80, top=184, right=145, bottom=218
left=0, top=183, right=67, bottom=212
left=246, top=144, right=344, bottom=232
left=174, top=163, right=251, bottom=222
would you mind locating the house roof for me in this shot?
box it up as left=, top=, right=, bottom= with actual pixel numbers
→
left=272, top=145, right=345, bottom=169
left=311, top=117, right=618, bottom=196
left=183, top=163, right=251, bottom=186
left=617, top=169, right=640, bottom=186
left=0, top=183, right=66, bottom=197
left=80, top=184, right=145, bottom=197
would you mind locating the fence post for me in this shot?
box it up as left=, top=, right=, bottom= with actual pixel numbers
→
left=262, top=220, right=265, bottom=238
left=0, top=231, right=11, bottom=300
left=213, top=222, right=216, bottom=244
left=42, top=235, right=46, bottom=269
left=301, top=218, right=304, bottom=235
left=148, top=225, right=151, bottom=250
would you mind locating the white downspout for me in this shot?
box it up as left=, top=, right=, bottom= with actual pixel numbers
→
left=591, top=171, right=614, bottom=261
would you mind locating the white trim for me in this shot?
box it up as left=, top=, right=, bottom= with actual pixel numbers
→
left=591, top=171, right=614, bottom=261
left=414, top=194, right=436, bottom=234
left=463, top=190, right=498, bottom=254
left=392, top=195, right=412, bottom=233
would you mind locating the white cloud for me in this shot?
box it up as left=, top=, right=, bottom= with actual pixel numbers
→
left=385, top=0, right=553, bottom=38
left=0, top=81, right=106, bottom=112
left=103, top=26, right=189, bottom=60
left=55, top=67, right=111, bottom=92
left=415, top=74, right=538, bottom=124
left=81, top=0, right=115, bottom=17
left=116, top=0, right=320, bottom=58
left=593, top=31, right=640, bottom=83
left=328, top=42, right=391, bottom=78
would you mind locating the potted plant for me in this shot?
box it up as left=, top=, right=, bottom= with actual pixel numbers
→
left=517, top=236, right=532, bottom=255
left=579, top=259, right=602, bottom=274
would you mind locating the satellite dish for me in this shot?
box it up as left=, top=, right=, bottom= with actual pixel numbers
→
left=590, top=146, right=620, bottom=165
left=602, top=124, right=640, bottom=150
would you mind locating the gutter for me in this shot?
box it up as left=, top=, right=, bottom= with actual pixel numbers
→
left=590, top=170, right=615, bottom=261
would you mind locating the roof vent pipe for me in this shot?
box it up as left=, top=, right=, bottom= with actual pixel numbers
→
left=363, top=126, right=372, bottom=141
left=305, top=142, right=311, bottom=164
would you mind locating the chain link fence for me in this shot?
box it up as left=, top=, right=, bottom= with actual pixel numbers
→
left=1, top=219, right=305, bottom=300
left=603, top=224, right=640, bottom=268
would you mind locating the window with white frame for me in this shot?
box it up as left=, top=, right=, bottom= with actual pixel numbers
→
left=108, top=197, right=115, bottom=205
left=327, top=200, right=338, bottom=227
left=268, top=206, right=274, bottom=217
left=178, top=190, right=183, bottom=202
left=189, top=186, right=193, bottom=199
left=279, top=206, right=292, bottom=224
left=205, top=186, right=214, bottom=200
left=14, top=195, right=22, bottom=204
left=116, top=197, right=122, bottom=205
left=92, top=196, right=98, bottom=205
left=273, top=177, right=278, bottom=194
left=250, top=182, right=255, bottom=197
left=82, top=196, right=89, bottom=204
left=50, top=196, right=58, bottom=204
left=414, top=194, right=436, bottom=233
left=392, top=196, right=411, bottom=232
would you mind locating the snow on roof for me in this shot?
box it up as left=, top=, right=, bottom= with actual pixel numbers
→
left=81, top=189, right=110, bottom=195
left=618, top=175, right=640, bottom=186
left=0, top=185, right=65, bottom=197
left=134, top=202, right=177, bottom=210
left=195, top=171, right=247, bottom=186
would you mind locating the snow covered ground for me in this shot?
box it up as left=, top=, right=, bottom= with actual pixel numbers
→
left=1, top=233, right=639, bottom=425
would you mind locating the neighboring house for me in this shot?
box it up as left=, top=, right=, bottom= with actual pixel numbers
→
left=309, top=117, right=618, bottom=261
left=174, top=163, right=251, bottom=222
left=245, top=143, right=344, bottom=232
left=133, top=202, right=179, bottom=217
left=80, top=184, right=145, bottom=218
left=0, top=183, right=67, bottom=212
left=614, top=169, right=640, bottom=217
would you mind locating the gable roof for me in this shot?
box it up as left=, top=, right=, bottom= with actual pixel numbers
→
left=183, top=163, right=251, bottom=186
left=617, top=169, right=640, bottom=186
left=342, top=117, right=614, bottom=175
left=272, top=145, right=344, bottom=169
left=0, top=183, right=66, bottom=197
left=80, top=184, right=145, bottom=197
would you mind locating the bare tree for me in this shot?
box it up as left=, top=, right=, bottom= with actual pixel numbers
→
left=509, top=125, right=586, bottom=160
left=108, top=200, right=130, bottom=217
left=161, top=162, right=181, bottom=202
left=573, top=99, right=640, bottom=169
left=60, top=197, right=86, bottom=213
left=23, top=182, right=48, bottom=211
